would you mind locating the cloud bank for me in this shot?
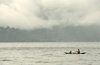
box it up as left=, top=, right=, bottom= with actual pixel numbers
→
left=0, top=0, right=100, bottom=29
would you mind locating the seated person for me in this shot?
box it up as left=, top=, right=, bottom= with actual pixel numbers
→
left=69, top=51, right=72, bottom=54
left=77, top=49, right=80, bottom=54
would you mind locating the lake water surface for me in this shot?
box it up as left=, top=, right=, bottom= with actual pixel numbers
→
left=0, top=42, right=99, bottom=65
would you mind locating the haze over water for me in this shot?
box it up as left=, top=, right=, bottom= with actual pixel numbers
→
left=0, top=0, right=100, bottom=65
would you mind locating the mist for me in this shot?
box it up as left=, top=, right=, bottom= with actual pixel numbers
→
left=0, top=0, right=100, bottom=29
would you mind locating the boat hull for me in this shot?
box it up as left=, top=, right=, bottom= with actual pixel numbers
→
left=64, top=52, right=86, bottom=54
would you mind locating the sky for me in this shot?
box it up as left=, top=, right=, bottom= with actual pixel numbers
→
left=0, top=0, right=100, bottom=30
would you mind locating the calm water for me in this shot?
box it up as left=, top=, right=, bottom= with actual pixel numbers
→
left=0, top=42, right=100, bottom=65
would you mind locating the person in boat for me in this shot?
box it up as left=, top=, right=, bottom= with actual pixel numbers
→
left=69, top=51, right=72, bottom=54
left=77, top=49, right=80, bottom=54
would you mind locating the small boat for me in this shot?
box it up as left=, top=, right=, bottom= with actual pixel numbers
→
left=64, top=52, right=86, bottom=54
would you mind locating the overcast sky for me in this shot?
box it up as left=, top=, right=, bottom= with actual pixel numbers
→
left=0, top=0, right=100, bottom=29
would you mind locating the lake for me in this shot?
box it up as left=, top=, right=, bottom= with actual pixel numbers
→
left=0, top=42, right=99, bottom=65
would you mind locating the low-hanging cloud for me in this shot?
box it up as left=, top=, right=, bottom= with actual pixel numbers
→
left=0, top=0, right=100, bottom=29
